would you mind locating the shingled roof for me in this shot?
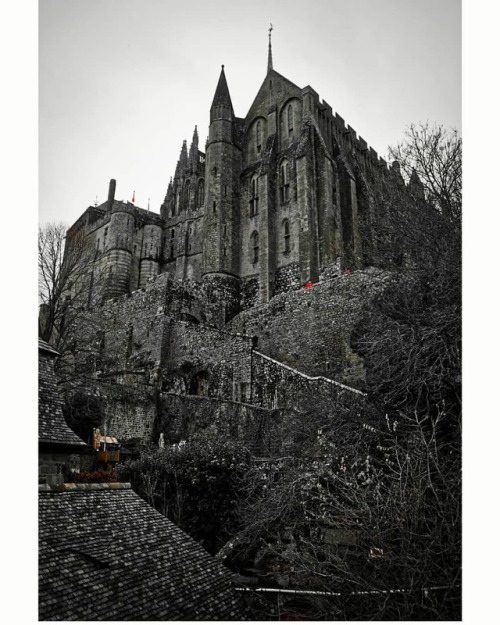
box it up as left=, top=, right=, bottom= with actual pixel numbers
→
left=39, top=483, right=249, bottom=620
left=38, top=339, right=87, bottom=449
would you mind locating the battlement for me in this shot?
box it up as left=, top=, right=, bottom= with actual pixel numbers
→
left=329, top=111, right=390, bottom=172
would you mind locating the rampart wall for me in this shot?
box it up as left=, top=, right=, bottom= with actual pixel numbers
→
left=228, top=268, right=393, bottom=386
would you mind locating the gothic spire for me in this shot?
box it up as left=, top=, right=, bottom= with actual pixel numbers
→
left=210, top=65, right=234, bottom=113
left=267, top=23, right=273, bottom=73
left=175, top=140, right=188, bottom=177
left=189, top=125, right=199, bottom=172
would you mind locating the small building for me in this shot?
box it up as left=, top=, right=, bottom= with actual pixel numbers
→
left=38, top=339, right=90, bottom=485
left=93, top=431, right=121, bottom=466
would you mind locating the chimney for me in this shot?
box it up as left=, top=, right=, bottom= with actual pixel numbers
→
left=107, top=179, right=116, bottom=209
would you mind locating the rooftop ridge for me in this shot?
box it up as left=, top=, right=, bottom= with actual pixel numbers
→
left=39, top=482, right=131, bottom=492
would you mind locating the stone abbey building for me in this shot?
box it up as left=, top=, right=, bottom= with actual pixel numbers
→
left=62, top=39, right=424, bottom=449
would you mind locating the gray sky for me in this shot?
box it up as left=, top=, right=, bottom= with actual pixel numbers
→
left=39, top=0, right=461, bottom=226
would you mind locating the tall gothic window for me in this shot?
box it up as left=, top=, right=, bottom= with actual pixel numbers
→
left=197, top=179, right=205, bottom=206
left=256, top=121, right=262, bottom=153
left=280, top=160, right=290, bottom=202
left=251, top=231, right=259, bottom=264
left=287, top=104, right=293, bottom=132
left=250, top=176, right=259, bottom=217
left=283, top=219, right=291, bottom=253
left=170, top=228, right=175, bottom=259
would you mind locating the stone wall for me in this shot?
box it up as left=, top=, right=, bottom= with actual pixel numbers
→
left=39, top=453, right=81, bottom=486
left=228, top=269, right=393, bottom=386
left=157, top=394, right=283, bottom=456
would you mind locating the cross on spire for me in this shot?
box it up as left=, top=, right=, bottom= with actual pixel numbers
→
left=267, top=23, right=273, bottom=73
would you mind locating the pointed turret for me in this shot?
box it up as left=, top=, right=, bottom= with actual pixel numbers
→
left=210, top=65, right=234, bottom=122
left=175, top=140, right=188, bottom=177
left=160, top=177, right=174, bottom=220
left=189, top=125, right=199, bottom=172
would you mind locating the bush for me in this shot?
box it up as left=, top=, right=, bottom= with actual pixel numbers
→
left=118, top=439, right=252, bottom=554
left=71, top=468, right=119, bottom=483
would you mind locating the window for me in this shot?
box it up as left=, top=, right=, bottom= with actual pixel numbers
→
left=280, top=160, right=290, bottom=202
left=197, top=179, right=205, bottom=206
left=170, top=229, right=175, bottom=259
left=287, top=104, right=293, bottom=132
left=250, top=176, right=259, bottom=217
left=256, top=121, right=262, bottom=153
left=283, top=219, right=291, bottom=253
left=184, top=180, right=191, bottom=206
left=251, top=231, right=259, bottom=264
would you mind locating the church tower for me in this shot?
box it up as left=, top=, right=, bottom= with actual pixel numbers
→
left=201, top=65, right=242, bottom=321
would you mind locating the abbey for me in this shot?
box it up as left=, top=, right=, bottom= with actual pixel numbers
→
left=60, top=38, right=426, bottom=449
left=70, top=37, right=422, bottom=318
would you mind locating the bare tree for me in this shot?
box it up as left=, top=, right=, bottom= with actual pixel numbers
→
left=227, top=407, right=460, bottom=620
left=388, top=123, right=461, bottom=219
left=38, top=222, right=98, bottom=349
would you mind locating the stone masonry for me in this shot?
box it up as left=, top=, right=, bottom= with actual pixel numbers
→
left=58, top=38, right=424, bottom=450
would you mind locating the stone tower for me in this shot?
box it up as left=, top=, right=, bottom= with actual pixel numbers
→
left=201, top=66, right=243, bottom=321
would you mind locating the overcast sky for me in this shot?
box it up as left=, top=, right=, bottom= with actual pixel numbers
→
left=39, top=0, right=461, bottom=226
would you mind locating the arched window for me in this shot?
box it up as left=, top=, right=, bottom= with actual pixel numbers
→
left=251, top=231, right=259, bottom=264
left=256, top=121, right=262, bottom=153
left=283, top=219, right=291, bottom=253
left=250, top=176, right=259, bottom=217
left=280, top=160, right=290, bottom=202
left=287, top=104, right=293, bottom=132
left=197, top=179, right=205, bottom=206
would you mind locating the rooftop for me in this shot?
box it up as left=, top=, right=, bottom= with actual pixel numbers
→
left=39, top=483, right=249, bottom=620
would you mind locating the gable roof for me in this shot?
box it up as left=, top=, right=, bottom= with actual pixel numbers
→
left=39, top=483, right=249, bottom=620
left=245, top=68, right=302, bottom=123
left=38, top=340, right=88, bottom=448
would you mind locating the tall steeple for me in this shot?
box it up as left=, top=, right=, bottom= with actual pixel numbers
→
left=267, top=23, right=273, bottom=73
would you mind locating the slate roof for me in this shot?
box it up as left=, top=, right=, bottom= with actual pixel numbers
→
left=38, top=340, right=87, bottom=448
left=39, top=483, right=250, bottom=621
